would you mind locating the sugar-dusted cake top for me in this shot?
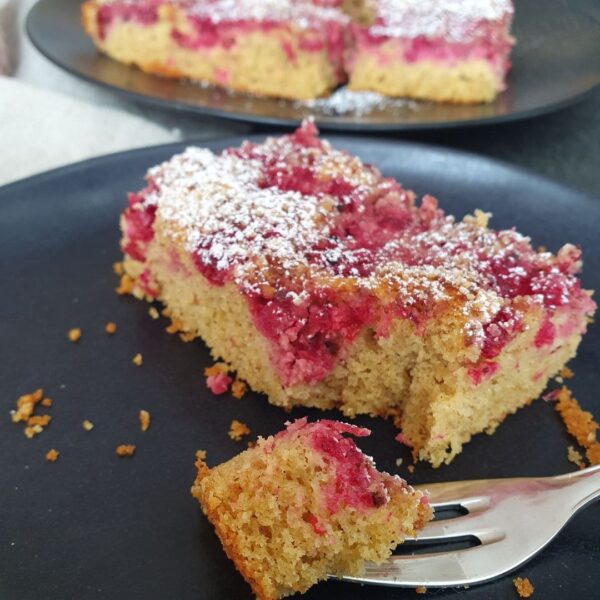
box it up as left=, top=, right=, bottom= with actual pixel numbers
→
left=127, top=121, right=593, bottom=384
left=95, top=0, right=349, bottom=25
left=185, top=0, right=349, bottom=25
left=366, top=0, right=514, bottom=41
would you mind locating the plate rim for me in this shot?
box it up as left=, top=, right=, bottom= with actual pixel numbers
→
left=25, top=0, right=600, bottom=132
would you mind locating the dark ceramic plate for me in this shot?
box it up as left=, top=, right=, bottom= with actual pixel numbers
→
left=1, top=136, right=599, bottom=599
left=26, top=0, right=600, bottom=131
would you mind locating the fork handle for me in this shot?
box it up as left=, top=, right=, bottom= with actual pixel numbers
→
left=551, top=465, right=600, bottom=513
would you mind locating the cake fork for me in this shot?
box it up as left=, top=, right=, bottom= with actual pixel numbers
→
left=341, top=465, right=600, bottom=588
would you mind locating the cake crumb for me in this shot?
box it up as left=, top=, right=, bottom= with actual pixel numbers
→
left=82, top=420, right=94, bottom=431
left=407, top=465, right=415, bottom=474
left=68, top=328, right=82, bottom=342
left=148, top=306, right=160, bottom=320
left=473, top=209, right=490, bottom=229
left=46, top=449, right=59, bottom=462
left=116, top=274, right=135, bottom=295
left=415, top=586, right=427, bottom=594
left=228, top=420, right=250, bottom=441
left=132, top=353, right=143, bottom=367
left=513, top=577, right=534, bottom=598
left=113, top=261, right=124, bottom=276
left=27, top=415, right=51, bottom=427
left=555, top=386, right=599, bottom=466
left=116, top=444, right=136, bottom=457
left=105, top=322, right=117, bottom=334
left=567, top=446, right=585, bottom=469
left=195, top=449, right=207, bottom=461
left=41, top=397, right=52, bottom=408
left=24, top=425, right=44, bottom=438
left=139, top=410, right=151, bottom=432
left=166, top=317, right=184, bottom=334
left=395, top=458, right=403, bottom=467
left=559, top=367, right=574, bottom=379
left=586, top=442, right=600, bottom=465
left=231, top=380, right=247, bottom=399
left=204, top=362, right=230, bottom=377
left=11, top=388, right=44, bottom=423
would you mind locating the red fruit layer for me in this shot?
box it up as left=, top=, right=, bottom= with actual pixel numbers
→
left=279, top=418, right=402, bottom=512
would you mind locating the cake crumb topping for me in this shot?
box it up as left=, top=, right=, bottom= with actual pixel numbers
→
left=228, top=419, right=250, bottom=441
left=513, top=576, right=534, bottom=598
left=132, top=353, right=143, bottom=366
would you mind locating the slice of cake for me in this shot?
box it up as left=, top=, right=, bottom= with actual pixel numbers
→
left=191, top=418, right=431, bottom=599
left=346, top=0, right=515, bottom=103
left=81, top=0, right=348, bottom=100
left=118, top=121, right=595, bottom=466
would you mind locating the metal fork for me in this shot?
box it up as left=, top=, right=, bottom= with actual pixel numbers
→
left=341, top=465, right=600, bottom=588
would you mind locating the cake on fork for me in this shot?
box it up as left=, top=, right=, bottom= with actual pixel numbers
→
left=347, top=0, right=515, bottom=103
left=118, top=121, right=595, bottom=466
left=192, top=418, right=431, bottom=599
left=81, top=0, right=349, bottom=100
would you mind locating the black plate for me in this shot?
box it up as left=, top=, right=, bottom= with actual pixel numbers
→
left=1, top=136, right=599, bottom=599
left=26, top=0, right=600, bottom=131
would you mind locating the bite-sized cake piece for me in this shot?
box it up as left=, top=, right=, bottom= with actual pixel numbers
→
left=81, top=0, right=348, bottom=99
left=347, top=0, right=515, bottom=103
left=192, top=418, right=431, bottom=600
left=119, top=121, right=595, bottom=466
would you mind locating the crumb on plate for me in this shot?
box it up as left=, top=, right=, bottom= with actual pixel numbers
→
left=113, top=261, right=124, bottom=276
left=555, top=386, right=599, bottom=466
left=46, top=449, right=60, bottom=462
left=139, top=410, right=151, bottom=432
left=148, top=306, right=160, bottom=320
left=11, top=388, right=44, bottom=423
left=567, top=446, right=585, bottom=469
left=115, top=274, right=135, bottom=295
left=228, top=419, right=250, bottom=441
left=68, top=328, right=82, bottom=342
left=132, top=353, right=143, bottom=367
left=231, top=380, right=247, bottom=399
left=82, top=419, right=94, bottom=431
left=513, top=576, right=534, bottom=598
left=116, top=444, right=136, bottom=457
left=105, top=322, right=117, bottom=334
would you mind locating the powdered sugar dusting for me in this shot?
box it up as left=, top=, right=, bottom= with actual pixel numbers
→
left=370, top=0, right=513, bottom=42
left=153, top=148, right=330, bottom=283
left=185, top=0, right=348, bottom=27
left=300, top=88, right=420, bottom=116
